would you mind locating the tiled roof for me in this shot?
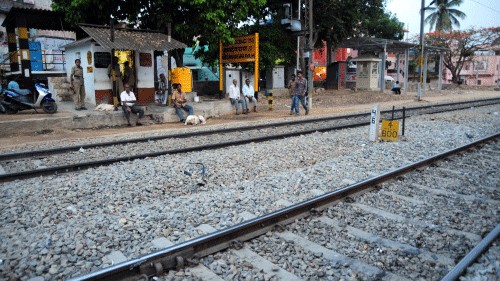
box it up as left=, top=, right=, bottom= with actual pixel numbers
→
left=79, top=24, right=187, bottom=51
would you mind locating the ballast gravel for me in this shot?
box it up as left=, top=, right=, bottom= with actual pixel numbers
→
left=0, top=105, right=499, bottom=280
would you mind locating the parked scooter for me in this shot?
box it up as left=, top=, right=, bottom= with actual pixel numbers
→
left=0, top=82, right=57, bottom=114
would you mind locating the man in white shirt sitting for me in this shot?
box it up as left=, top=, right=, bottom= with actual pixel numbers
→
left=120, top=83, right=144, bottom=126
left=228, top=79, right=248, bottom=115
left=242, top=78, right=257, bottom=113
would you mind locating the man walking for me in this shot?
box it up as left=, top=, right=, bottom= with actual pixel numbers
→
left=291, top=71, right=309, bottom=115
left=242, top=78, right=257, bottom=112
left=228, top=79, right=248, bottom=115
left=70, top=59, right=87, bottom=110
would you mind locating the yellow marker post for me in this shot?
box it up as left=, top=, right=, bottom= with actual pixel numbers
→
left=267, top=91, right=273, bottom=110
left=381, top=120, right=400, bottom=142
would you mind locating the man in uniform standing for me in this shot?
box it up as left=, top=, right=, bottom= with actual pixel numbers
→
left=108, top=56, right=124, bottom=108
left=70, top=58, right=87, bottom=110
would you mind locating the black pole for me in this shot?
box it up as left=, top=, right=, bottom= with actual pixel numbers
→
left=110, top=19, right=117, bottom=109
left=402, top=107, right=406, bottom=136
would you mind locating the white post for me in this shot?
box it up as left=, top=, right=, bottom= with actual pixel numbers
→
left=369, top=104, right=380, bottom=142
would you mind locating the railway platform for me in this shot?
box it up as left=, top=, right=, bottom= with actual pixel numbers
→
left=0, top=98, right=234, bottom=135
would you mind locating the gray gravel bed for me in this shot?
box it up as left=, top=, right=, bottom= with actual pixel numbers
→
left=325, top=203, right=475, bottom=257
left=0, top=116, right=371, bottom=174
left=288, top=217, right=449, bottom=280
left=357, top=191, right=497, bottom=235
left=406, top=172, right=499, bottom=200
left=0, top=105, right=499, bottom=280
left=0, top=114, right=358, bottom=155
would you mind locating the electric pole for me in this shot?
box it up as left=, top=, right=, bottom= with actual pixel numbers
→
left=304, top=0, right=314, bottom=98
left=418, top=0, right=425, bottom=101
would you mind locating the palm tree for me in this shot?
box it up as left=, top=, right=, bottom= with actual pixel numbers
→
left=424, top=0, right=466, bottom=32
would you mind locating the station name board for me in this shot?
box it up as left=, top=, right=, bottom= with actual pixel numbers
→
left=221, top=34, right=259, bottom=63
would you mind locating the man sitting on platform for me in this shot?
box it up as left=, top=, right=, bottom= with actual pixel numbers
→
left=391, top=81, right=401, bottom=95
left=120, top=83, right=144, bottom=127
left=172, top=84, right=194, bottom=122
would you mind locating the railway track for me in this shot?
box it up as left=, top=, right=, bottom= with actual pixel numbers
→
left=1, top=104, right=498, bottom=280
left=69, top=134, right=499, bottom=281
left=0, top=97, right=499, bottom=182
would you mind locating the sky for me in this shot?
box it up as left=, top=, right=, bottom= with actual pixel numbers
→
left=386, top=0, right=500, bottom=36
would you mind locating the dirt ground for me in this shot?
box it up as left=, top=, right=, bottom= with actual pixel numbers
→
left=1, top=88, right=499, bottom=149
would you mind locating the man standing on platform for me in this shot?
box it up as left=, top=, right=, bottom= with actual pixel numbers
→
left=108, top=56, right=124, bottom=109
left=70, top=59, right=87, bottom=110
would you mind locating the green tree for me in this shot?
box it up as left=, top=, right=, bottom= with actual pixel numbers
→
left=424, top=0, right=466, bottom=32
left=52, top=0, right=266, bottom=67
left=52, top=0, right=403, bottom=71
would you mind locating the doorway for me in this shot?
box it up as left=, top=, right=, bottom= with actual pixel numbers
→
left=114, top=50, right=136, bottom=92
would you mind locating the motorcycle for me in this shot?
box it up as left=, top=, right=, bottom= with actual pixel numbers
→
left=0, top=82, right=57, bottom=114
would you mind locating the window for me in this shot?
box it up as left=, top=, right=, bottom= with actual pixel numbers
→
left=477, top=80, right=481, bottom=85
left=465, top=64, right=470, bottom=71
left=474, top=61, right=487, bottom=71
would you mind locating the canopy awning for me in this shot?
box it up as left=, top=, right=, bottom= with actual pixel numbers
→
left=340, top=37, right=449, bottom=53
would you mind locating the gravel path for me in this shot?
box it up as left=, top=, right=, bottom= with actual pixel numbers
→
left=0, top=105, right=499, bottom=280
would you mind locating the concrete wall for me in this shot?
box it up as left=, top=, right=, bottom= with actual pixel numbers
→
left=65, top=44, right=95, bottom=105
left=92, top=44, right=110, bottom=96
left=136, top=51, right=154, bottom=88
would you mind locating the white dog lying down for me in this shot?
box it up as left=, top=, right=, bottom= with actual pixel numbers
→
left=94, top=103, right=115, bottom=111
left=184, top=115, right=206, bottom=125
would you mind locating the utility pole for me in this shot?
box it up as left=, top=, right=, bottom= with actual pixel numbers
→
left=304, top=0, right=314, bottom=99
left=418, top=0, right=425, bottom=101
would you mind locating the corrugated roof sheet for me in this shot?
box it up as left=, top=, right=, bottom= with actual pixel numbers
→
left=79, top=25, right=187, bottom=51
left=1, top=7, right=67, bottom=31
left=341, top=37, right=449, bottom=53
left=63, top=37, right=93, bottom=49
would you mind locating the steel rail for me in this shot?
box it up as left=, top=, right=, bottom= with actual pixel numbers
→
left=441, top=224, right=500, bottom=281
left=68, top=133, right=499, bottom=281
left=1, top=99, right=499, bottom=182
left=0, top=121, right=366, bottom=182
left=1, top=97, right=498, bottom=161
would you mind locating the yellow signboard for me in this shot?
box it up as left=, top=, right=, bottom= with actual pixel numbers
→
left=220, top=33, right=259, bottom=93
left=221, top=34, right=259, bottom=63
left=381, top=120, right=400, bottom=141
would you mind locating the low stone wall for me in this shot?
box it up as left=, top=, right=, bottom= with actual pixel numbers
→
left=0, top=99, right=234, bottom=135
